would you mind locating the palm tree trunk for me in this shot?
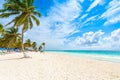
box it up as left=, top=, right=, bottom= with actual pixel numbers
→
left=7, top=41, right=12, bottom=53
left=21, top=30, right=27, bottom=57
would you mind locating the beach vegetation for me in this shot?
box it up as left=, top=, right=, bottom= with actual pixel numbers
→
left=0, top=0, right=41, bottom=57
left=0, top=27, right=21, bottom=52
left=32, top=42, right=37, bottom=51
left=24, top=39, right=32, bottom=48
left=0, top=23, right=4, bottom=36
left=38, top=42, right=45, bottom=52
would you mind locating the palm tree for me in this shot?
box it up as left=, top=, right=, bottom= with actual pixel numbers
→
left=24, top=39, right=31, bottom=47
left=32, top=42, right=37, bottom=51
left=2, top=27, right=21, bottom=52
left=15, top=38, right=22, bottom=50
left=0, top=0, right=41, bottom=57
left=38, top=45, right=42, bottom=52
left=42, top=42, right=45, bottom=47
left=39, top=42, right=45, bottom=52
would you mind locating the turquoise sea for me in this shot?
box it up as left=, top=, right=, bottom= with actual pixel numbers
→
left=46, top=50, right=120, bottom=63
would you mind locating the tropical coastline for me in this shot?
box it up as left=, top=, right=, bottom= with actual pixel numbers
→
left=0, top=0, right=120, bottom=80
left=47, top=50, right=120, bottom=63
left=0, top=51, right=120, bottom=80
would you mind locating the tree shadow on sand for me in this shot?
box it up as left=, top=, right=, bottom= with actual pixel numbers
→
left=0, top=56, right=32, bottom=61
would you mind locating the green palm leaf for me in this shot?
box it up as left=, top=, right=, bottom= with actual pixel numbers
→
left=0, top=12, right=19, bottom=18
left=31, top=15, right=40, bottom=26
left=29, top=17, right=33, bottom=29
left=33, top=11, right=41, bottom=17
left=0, top=23, right=4, bottom=32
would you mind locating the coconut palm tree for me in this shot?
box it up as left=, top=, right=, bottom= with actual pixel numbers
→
left=38, top=45, right=42, bottom=52
left=24, top=39, right=31, bottom=47
left=42, top=42, right=45, bottom=47
left=2, top=27, right=21, bottom=52
left=0, top=0, right=41, bottom=57
left=32, top=42, right=37, bottom=51
left=15, top=38, right=22, bottom=50
left=39, top=42, right=45, bottom=52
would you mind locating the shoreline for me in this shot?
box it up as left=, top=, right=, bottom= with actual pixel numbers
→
left=46, top=51, right=120, bottom=63
left=0, top=52, right=120, bottom=80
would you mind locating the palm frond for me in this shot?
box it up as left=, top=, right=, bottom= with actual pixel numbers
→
left=15, top=13, right=28, bottom=26
left=33, top=11, right=41, bottom=17
left=28, top=6, right=35, bottom=11
left=31, top=15, right=40, bottom=26
left=5, top=19, right=15, bottom=26
left=0, top=9, right=8, bottom=12
left=23, top=18, right=29, bottom=32
left=0, top=23, right=4, bottom=32
left=0, top=12, right=19, bottom=18
left=29, top=17, right=33, bottom=29
left=4, top=4, right=20, bottom=9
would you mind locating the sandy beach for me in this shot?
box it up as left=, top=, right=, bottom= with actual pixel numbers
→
left=0, top=52, right=120, bottom=80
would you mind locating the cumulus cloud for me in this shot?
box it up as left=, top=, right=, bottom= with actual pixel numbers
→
left=69, top=28, right=120, bottom=50
left=111, top=28, right=120, bottom=41
left=69, top=30, right=104, bottom=47
left=101, top=0, right=120, bottom=25
left=104, top=28, right=120, bottom=50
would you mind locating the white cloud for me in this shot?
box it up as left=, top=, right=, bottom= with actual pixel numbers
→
left=87, top=0, right=105, bottom=12
left=49, top=0, right=81, bottom=22
left=101, top=0, right=120, bottom=25
left=69, top=30, right=104, bottom=48
left=79, top=15, right=98, bottom=27
left=79, top=0, right=84, bottom=3
left=80, top=14, right=88, bottom=19
left=111, top=28, right=120, bottom=41
left=69, top=28, right=120, bottom=50
left=104, top=14, right=120, bottom=26
left=104, top=28, right=120, bottom=50
left=83, top=15, right=98, bottom=24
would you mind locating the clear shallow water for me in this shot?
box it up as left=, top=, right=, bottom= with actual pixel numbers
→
left=46, top=50, right=120, bottom=63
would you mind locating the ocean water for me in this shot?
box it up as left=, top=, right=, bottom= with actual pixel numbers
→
left=46, top=50, right=120, bottom=63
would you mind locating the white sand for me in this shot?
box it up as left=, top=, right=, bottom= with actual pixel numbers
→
left=0, top=52, right=120, bottom=80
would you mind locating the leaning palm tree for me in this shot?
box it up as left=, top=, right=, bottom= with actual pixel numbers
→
left=38, top=45, right=42, bottom=52
left=38, top=42, right=45, bottom=52
left=41, top=42, right=45, bottom=47
left=0, top=0, right=41, bottom=57
left=32, top=42, right=37, bottom=51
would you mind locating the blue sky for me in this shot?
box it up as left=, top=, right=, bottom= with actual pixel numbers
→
left=0, top=0, right=120, bottom=50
